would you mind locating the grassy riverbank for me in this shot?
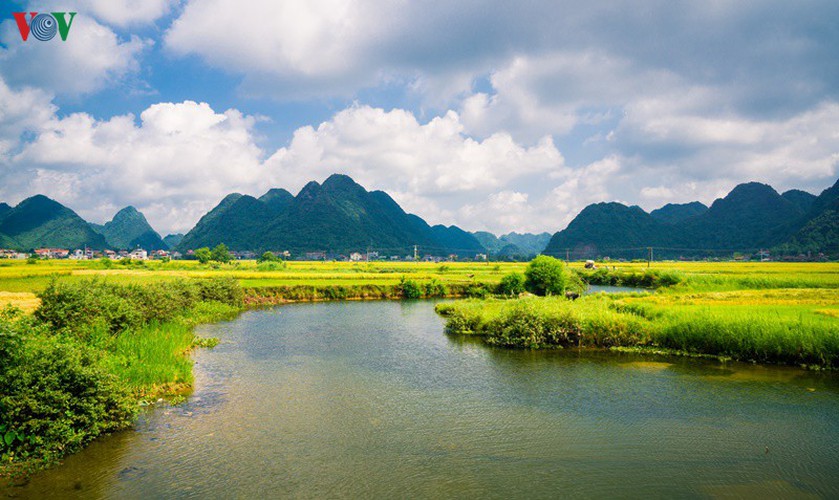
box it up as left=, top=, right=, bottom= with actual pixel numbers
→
left=437, top=265, right=839, bottom=369
left=0, top=278, right=243, bottom=477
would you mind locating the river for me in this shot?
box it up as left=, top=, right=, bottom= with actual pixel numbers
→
left=6, top=300, right=839, bottom=498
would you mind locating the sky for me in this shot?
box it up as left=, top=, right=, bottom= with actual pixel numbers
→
left=1, top=0, right=838, bottom=236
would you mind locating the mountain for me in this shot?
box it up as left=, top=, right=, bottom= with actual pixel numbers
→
left=430, top=225, right=485, bottom=256
left=163, top=234, right=184, bottom=249
left=473, top=231, right=504, bottom=253
left=0, top=203, right=11, bottom=219
left=544, top=180, right=836, bottom=258
left=472, top=231, right=551, bottom=257
left=681, top=182, right=803, bottom=249
left=781, top=179, right=839, bottom=253
left=259, top=188, right=294, bottom=213
left=499, top=232, right=552, bottom=255
left=177, top=193, right=275, bottom=251
left=545, top=202, right=669, bottom=258
left=177, top=174, right=485, bottom=257
left=0, top=195, right=108, bottom=250
left=649, top=201, right=708, bottom=224
left=93, top=206, right=167, bottom=250
left=781, top=189, right=817, bottom=213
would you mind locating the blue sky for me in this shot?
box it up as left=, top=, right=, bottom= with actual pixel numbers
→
left=1, top=1, right=838, bottom=236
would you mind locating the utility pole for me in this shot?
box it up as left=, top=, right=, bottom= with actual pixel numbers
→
left=566, top=248, right=570, bottom=262
left=648, top=247, right=653, bottom=268
left=414, top=245, right=418, bottom=262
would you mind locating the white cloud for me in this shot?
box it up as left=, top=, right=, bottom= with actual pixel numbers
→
left=0, top=13, right=151, bottom=95
left=0, top=79, right=56, bottom=156
left=9, top=100, right=270, bottom=233
left=3, top=92, right=568, bottom=235
left=263, top=105, right=564, bottom=202
left=81, top=0, right=172, bottom=27
left=615, top=98, right=839, bottom=194
left=165, top=0, right=400, bottom=98
left=459, top=52, right=671, bottom=141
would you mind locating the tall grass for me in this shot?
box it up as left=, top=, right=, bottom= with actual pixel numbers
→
left=437, top=291, right=839, bottom=368
left=104, top=321, right=195, bottom=391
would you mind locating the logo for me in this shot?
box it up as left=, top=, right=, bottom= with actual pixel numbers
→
left=12, top=12, right=76, bottom=41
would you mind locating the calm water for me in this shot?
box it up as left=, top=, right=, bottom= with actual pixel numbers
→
left=5, top=301, right=839, bottom=499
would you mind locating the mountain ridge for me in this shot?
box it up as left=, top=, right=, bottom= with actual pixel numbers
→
left=544, top=179, right=838, bottom=258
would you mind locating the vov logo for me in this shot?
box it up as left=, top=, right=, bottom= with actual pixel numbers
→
left=13, top=12, right=77, bottom=41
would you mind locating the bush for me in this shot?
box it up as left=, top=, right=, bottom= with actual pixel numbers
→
left=257, top=261, right=286, bottom=271
left=497, top=272, right=526, bottom=296
left=196, top=278, right=244, bottom=307
left=525, top=256, right=572, bottom=296
left=485, top=301, right=581, bottom=349
left=35, top=279, right=144, bottom=336
left=0, top=313, right=136, bottom=466
left=35, top=278, right=243, bottom=337
left=257, top=251, right=286, bottom=268
left=424, top=279, right=447, bottom=297
left=399, top=277, right=422, bottom=299
left=465, top=283, right=491, bottom=298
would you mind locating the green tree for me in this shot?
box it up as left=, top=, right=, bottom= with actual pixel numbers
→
left=211, top=244, right=232, bottom=263
left=497, top=272, right=526, bottom=296
left=524, top=256, right=569, bottom=296
left=258, top=251, right=278, bottom=263
left=194, top=247, right=212, bottom=264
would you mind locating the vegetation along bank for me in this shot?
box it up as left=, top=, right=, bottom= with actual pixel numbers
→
left=0, top=277, right=243, bottom=478
left=437, top=257, right=839, bottom=369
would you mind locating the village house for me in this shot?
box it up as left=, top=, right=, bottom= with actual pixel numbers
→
left=0, top=249, right=29, bottom=259
left=349, top=252, right=364, bottom=262
left=34, top=248, right=70, bottom=259
left=128, top=249, right=148, bottom=260
left=305, top=251, right=327, bottom=261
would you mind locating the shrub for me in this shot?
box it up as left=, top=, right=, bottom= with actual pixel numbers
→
left=0, top=314, right=136, bottom=466
left=484, top=301, right=581, bottom=349
left=465, top=283, right=491, bottom=298
left=257, top=261, right=286, bottom=271
left=35, top=278, right=243, bottom=337
left=399, top=277, right=422, bottom=299
left=424, top=279, right=447, bottom=297
left=497, top=272, right=526, bottom=296
left=196, top=278, right=244, bottom=307
left=525, top=256, right=571, bottom=296
left=35, top=279, right=144, bottom=336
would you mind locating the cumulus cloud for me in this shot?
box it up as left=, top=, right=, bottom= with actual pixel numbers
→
left=264, top=106, right=563, bottom=198
left=2, top=87, right=570, bottom=235
left=165, top=0, right=401, bottom=98
left=8, top=97, right=270, bottom=234
left=0, top=12, right=151, bottom=95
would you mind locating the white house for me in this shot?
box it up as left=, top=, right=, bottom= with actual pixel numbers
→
left=128, top=249, right=148, bottom=260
